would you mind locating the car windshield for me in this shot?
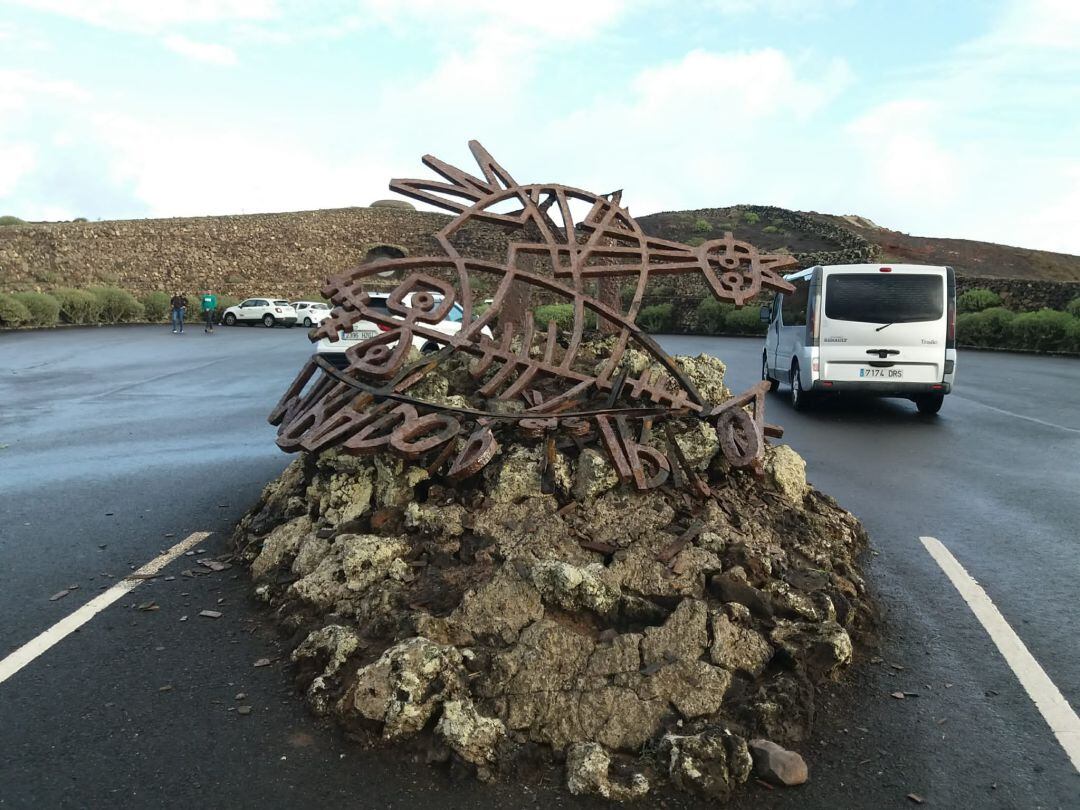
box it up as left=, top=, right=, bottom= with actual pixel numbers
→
left=447, top=303, right=464, bottom=323
left=367, top=297, right=390, bottom=312
left=313, top=303, right=329, bottom=310
left=825, top=273, right=943, bottom=324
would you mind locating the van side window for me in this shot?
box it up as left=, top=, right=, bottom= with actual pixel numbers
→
left=780, top=279, right=808, bottom=326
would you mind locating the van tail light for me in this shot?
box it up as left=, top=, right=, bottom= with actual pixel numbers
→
left=880, top=266, right=892, bottom=272
left=377, top=323, right=392, bottom=332
left=812, top=358, right=819, bottom=374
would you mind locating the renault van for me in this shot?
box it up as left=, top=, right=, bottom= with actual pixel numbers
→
left=760, top=264, right=957, bottom=414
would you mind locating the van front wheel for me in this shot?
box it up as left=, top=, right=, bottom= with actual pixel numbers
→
left=915, top=393, right=944, bottom=415
left=790, top=362, right=810, bottom=411
left=762, top=352, right=779, bottom=392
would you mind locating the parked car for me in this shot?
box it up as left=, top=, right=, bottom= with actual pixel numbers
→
left=317, top=292, right=493, bottom=368
left=221, top=298, right=298, bottom=328
left=292, top=301, right=331, bottom=327
left=760, top=264, right=957, bottom=414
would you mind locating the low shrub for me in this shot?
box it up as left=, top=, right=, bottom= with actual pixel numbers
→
left=1066, top=297, right=1080, bottom=319
left=723, top=304, right=768, bottom=335
left=0, top=293, right=32, bottom=326
left=141, top=291, right=172, bottom=322
left=957, top=288, right=1001, bottom=313
left=692, top=217, right=711, bottom=234
left=742, top=211, right=760, bottom=225
left=90, top=286, right=144, bottom=323
left=686, top=236, right=706, bottom=247
left=12, top=291, right=60, bottom=327
left=1067, top=317, right=1080, bottom=354
left=638, top=302, right=674, bottom=333
left=0, top=215, right=26, bottom=226
left=534, top=303, right=597, bottom=332
left=53, top=288, right=102, bottom=324
left=1007, top=308, right=1075, bottom=352
left=956, top=306, right=1015, bottom=348
left=761, top=225, right=780, bottom=234
left=694, top=298, right=732, bottom=334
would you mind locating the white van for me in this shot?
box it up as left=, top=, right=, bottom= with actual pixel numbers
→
left=760, top=264, right=957, bottom=414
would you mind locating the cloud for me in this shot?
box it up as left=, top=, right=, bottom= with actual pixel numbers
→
left=707, top=0, right=854, bottom=16
left=163, top=34, right=239, bottom=65
left=0, top=142, right=38, bottom=197
left=7, top=0, right=278, bottom=33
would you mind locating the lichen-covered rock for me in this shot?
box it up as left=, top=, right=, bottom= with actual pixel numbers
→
left=344, top=637, right=465, bottom=739
left=566, top=742, right=650, bottom=800
left=291, top=625, right=362, bottom=715
left=572, top=447, right=620, bottom=501
left=765, top=444, right=807, bottom=503
left=292, top=535, right=331, bottom=577
left=373, top=455, right=428, bottom=508
left=405, top=501, right=467, bottom=537
left=770, top=620, right=852, bottom=679
left=341, top=534, right=410, bottom=593
left=489, top=445, right=542, bottom=503
left=676, top=353, right=731, bottom=405
left=663, top=728, right=753, bottom=801
left=641, top=599, right=709, bottom=666
left=709, top=613, right=773, bottom=677
left=435, top=699, right=506, bottom=779
left=251, top=515, right=312, bottom=580
left=527, top=560, right=619, bottom=616
left=451, top=566, right=544, bottom=644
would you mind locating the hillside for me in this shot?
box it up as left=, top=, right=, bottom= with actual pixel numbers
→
left=638, top=206, right=1080, bottom=282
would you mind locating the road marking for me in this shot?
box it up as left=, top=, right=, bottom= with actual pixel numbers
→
left=921, top=536, right=1080, bottom=773
left=954, top=395, right=1080, bottom=435
left=0, top=531, right=211, bottom=687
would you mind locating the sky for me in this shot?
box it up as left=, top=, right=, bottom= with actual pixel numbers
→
left=1, top=0, right=1078, bottom=253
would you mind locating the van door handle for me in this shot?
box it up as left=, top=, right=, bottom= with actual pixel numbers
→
left=866, top=349, right=900, bottom=358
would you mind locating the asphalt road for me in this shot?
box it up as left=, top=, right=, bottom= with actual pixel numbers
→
left=0, top=325, right=1077, bottom=809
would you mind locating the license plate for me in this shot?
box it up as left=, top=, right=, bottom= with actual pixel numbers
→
left=343, top=330, right=376, bottom=341
left=859, top=367, right=903, bottom=379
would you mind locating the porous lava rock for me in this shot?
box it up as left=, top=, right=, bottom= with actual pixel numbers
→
left=233, top=347, right=876, bottom=802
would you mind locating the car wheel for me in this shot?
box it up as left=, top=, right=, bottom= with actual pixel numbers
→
left=790, top=362, right=810, bottom=411
left=262, top=314, right=275, bottom=328
left=223, top=313, right=236, bottom=326
left=762, top=352, right=779, bottom=392
left=303, top=317, right=312, bottom=327
left=420, top=342, right=440, bottom=354
left=915, top=393, right=944, bottom=415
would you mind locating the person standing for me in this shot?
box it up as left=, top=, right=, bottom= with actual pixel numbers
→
left=200, top=289, right=218, bottom=333
left=169, top=292, right=188, bottom=333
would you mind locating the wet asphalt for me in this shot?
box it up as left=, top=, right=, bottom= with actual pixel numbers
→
left=0, top=325, right=1076, bottom=809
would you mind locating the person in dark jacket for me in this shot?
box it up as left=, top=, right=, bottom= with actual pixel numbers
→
left=169, top=293, right=188, bottom=333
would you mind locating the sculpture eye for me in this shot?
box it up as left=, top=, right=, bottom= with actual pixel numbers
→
left=386, top=273, right=457, bottom=324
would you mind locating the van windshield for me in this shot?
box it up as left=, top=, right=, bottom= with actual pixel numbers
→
left=825, top=273, right=943, bottom=324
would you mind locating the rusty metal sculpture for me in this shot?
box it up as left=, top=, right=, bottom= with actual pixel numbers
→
left=270, top=141, right=797, bottom=492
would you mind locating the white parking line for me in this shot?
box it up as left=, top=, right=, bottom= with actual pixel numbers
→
left=0, top=531, right=211, bottom=687
left=921, top=536, right=1080, bottom=773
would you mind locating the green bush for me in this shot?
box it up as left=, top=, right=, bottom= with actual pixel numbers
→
left=1065, top=297, right=1080, bottom=319
left=742, top=211, right=760, bottom=225
left=0, top=293, right=32, bottom=326
left=53, top=288, right=102, bottom=324
left=534, top=303, right=597, bottom=332
left=694, top=298, right=732, bottom=334
left=1066, top=317, right=1080, bottom=354
left=723, top=305, right=768, bottom=335
left=956, top=306, right=1015, bottom=348
left=762, top=225, right=780, bottom=234
left=686, top=236, right=706, bottom=247
left=638, top=302, right=674, bottom=333
left=692, top=217, right=711, bottom=234
left=12, top=291, right=60, bottom=327
left=0, top=215, right=25, bottom=226
left=90, top=287, right=144, bottom=323
left=1007, top=308, right=1075, bottom=352
left=141, top=291, right=172, bottom=322
left=957, top=288, right=1001, bottom=313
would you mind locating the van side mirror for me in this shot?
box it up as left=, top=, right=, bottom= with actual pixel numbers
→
left=758, top=306, right=771, bottom=324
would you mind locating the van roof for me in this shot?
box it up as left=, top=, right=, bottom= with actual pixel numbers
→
left=784, top=263, right=950, bottom=281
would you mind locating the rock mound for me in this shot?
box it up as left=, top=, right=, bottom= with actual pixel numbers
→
left=233, top=351, right=875, bottom=801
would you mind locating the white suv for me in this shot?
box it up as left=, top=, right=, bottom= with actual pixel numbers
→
left=222, top=298, right=298, bottom=328
left=292, top=301, right=331, bottom=327
left=317, top=293, right=493, bottom=368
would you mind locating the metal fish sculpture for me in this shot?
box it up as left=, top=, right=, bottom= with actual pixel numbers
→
left=270, top=141, right=797, bottom=492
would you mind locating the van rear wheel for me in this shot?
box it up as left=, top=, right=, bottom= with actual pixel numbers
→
left=915, top=393, right=944, bottom=415
left=790, top=362, right=810, bottom=411
left=762, top=352, right=779, bottom=392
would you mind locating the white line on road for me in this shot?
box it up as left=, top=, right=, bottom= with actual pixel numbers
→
left=953, top=395, right=1080, bottom=435
left=921, top=536, right=1080, bottom=773
left=0, top=531, right=210, bottom=687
